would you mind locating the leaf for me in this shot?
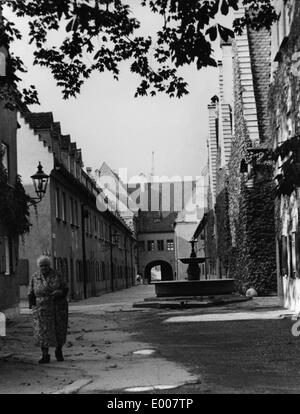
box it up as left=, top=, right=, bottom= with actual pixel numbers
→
left=206, top=25, right=218, bottom=42
left=221, top=0, right=229, bottom=16
left=218, top=24, right=234, bottom=42
left=228, top=0, right=239, bottom=11
left=66, top=18, right=74, bottom=32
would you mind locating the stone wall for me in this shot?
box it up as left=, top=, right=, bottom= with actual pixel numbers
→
left=226, top=32, right=277, bottom=294
left=207, top=28, right=277, bottom=294
left=269, top=2, right=300, bottom=310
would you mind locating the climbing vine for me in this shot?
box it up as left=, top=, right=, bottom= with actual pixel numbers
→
left=0, top=149, right=31, bottom=236
left=215, top=174, right=233, bottom=278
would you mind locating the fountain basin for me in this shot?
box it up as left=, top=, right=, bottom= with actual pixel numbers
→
left=179, top=257, right=206, bottom=264
left=153, top=279, right=235, bottom=297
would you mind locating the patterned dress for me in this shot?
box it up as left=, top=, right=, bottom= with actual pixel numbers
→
left=28, top=270, right=68, bottom=348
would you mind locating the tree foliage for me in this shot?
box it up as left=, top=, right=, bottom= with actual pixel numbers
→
left=1, top=0, right=278, bottom=102
left=0, top=149, right=31, bottom=236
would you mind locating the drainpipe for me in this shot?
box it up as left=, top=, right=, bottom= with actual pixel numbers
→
left=81, top=204, right=88, bottom=299
left=136, top=235, right=140, bottom=283
left=109, top=223, right=114, bottom=292
left=204, top=227, right=208, bottom=280
left=214, top=210, right=221, bottom=279
left=125, top=234, right=128, bottom=288
left=130, top=239, right=134, bottom=286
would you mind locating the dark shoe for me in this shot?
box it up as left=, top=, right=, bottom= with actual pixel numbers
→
left=38, top=354, right=50, bottom=364
left=55, top=349, right=64, bottom=362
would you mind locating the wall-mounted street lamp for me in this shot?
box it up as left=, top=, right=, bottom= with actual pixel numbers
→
left=28, top=162, right=49, bottom=206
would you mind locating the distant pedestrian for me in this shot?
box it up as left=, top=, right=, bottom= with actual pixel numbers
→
left=28, top=255, right=69, bottom=364
left=136, top=274, right=142, bottom=285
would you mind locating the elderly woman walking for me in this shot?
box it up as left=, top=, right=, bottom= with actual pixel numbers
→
left=28, top=255, right=69, bottom=364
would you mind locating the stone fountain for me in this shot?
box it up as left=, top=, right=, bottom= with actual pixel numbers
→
left=153, top=240, right=235, bottom=297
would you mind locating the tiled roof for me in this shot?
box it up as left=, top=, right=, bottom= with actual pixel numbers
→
left=70, top=142, right=77, bottom=155
left=24, top=112, right=54, bottom=130
left=61, top=134, right=71, bottom=150
left=137, top=211, right=178, bottom=233
left=99, top=162, right=121, bottom=182
left=127, top=181, right=196, bottom=212
left=52, top=122, right=61, bottom=139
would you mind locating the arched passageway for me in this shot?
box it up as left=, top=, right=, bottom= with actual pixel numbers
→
left=144, top=260, right=174, bottom=283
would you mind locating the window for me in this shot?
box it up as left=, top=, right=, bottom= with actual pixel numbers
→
left=138, top=240, right=145, bottom=252
left=70, top=197, right=74, bottom=225
left=147, top=240, right=155, bottom=251
left=101, top=261, right=106, bottom=281
left=86, top=210, right=90, bottom=234
left=62, top=192, right=67, bottom=222
left=157, top=240, right=164, bottom=251
left=0, top=236, right=11, bottom=275
left=96, top=262, right=100, bottom=282
left=55, top=188, right=61, bottom=219
left=94, top=215, right=97, bottom=236
left=76, top=260, right=83, bottom=282
left=118, top=235, right=123, bottom=249
left=89, top=213, right=93, bottom=235
left=96, top=218, right=99, bottom=237
left=74, top=201, right=79, bottom=226
left=87, top=260, right=90, bottom=282
left=0, top=142, right=9, bottom=176
left=167, top=239, right=174, bottom=251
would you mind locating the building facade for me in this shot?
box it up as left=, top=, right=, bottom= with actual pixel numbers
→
left=131, top=177, right=208, bottom=282
left=227, top=14, right=277, bottom=294
left=0, top=33, right=24, bottom=318
left=0, top=96, right=20, bottom=318
left=269, top=0, right=300, bottom=310
left=203, top=8, right=277, bottom=294
left=137, top=211, right=177, bottom=282
left=17, top=112, right=136, bottom=300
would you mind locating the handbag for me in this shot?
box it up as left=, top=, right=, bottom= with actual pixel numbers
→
left=28, top=292, right=36, bottom=309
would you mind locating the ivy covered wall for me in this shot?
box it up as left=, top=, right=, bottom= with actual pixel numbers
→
left=209, top=30, right=277, bottom=294
left=268, top=3, right=300, bottom=309
left=215, top=167, right=232, bottom=278
left=228, top=33, right=276, bottom=294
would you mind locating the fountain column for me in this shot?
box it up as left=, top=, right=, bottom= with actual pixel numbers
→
left=186, top=240, right=201, bottom=281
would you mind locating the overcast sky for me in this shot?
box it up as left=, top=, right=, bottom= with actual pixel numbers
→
left=7, top=2, right=226, bottom=181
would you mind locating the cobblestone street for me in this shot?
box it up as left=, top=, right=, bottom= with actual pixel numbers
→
left=1, top=285, right=299, bottom=394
